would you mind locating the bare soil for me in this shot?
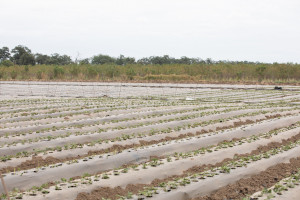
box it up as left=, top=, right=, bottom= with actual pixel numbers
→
left=194, top=157, right=300, bottom=200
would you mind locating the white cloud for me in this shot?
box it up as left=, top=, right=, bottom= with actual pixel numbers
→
left=0, top=0, right=299, bottom=62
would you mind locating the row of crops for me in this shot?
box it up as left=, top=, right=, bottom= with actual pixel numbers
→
left=0, top=84, right=300, bottom=199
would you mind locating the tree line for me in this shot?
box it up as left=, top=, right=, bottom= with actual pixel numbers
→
left=0, top=45, right=288, bottom=67
left=0, top=45, right=72, bottom=66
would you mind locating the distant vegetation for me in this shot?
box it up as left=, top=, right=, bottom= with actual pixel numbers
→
left=0, top=45, right=299, bottom=84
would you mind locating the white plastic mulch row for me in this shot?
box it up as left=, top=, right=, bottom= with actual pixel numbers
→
left=1, top=114, right=299, bottom=193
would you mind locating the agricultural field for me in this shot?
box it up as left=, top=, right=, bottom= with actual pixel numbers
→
left=0, top=82, right=300, bottom=200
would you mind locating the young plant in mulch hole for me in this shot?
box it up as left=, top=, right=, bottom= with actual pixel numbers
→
left=167, top=157, right=172, bottom=162
left=159, top=182, right=166, bottom=188
left=287, top=182, right=295, bottom=188
left=190, top=174, right=199, bottom=182
left=273, top=184, right=288, bottom=195
left=198, top=173, right=206, bottom=180
left=263, top=152, right=271, bottom=159
left=169, top=182, right=178, bottom=189
left=150, top=159, right=159, bottom=167
left=15, top=194, right=23, bottom=199
left=29, top=190, right=37, bottom=196
left=163, top=186, right=171, bottom=192
left=214, top=146, right=222, bottom=151
left=42, top=190, right=50, bottom=194
left=102, top=173, right=110, bottom=179
left=140, top=190, right=153, bottom=198
left=131, top=164, right=139, bottom=171
left=179, top=178, right=191, bottom=186
left=60, top=177, right=67, bottom=185
left=113, top=169, right=120, bottom=176
left=142, top=163, right=148, bottom=169
left=121, top=168, right=129, bottom=173
left=68, top=184, right=77, bottom=188
left=126, top=192, right=133, bottom=199
left=207, top=172, right=215, bottom=177
left=219, top=166, right=230, bottom=174
left=55, top=185, right=62, bottom=190
left=83, top=173, right=91, bottom=178
left=242, top=157, right=251, bottom=164
left=116, top=194, right=126, bottom=200
left=206, top=148, right=213, bottom=153
left=229, top=162, right=238, bottom=169
left=93, top=175, right=100, bottom=181
left=81, top=177, right=93, bottom=185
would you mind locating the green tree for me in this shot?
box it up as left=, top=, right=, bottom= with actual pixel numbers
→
left=35, top=54, right=51, bottom=65
left=11, top=45, right=35, bottom=65
left=0, top=47, right=10, bottom=61
left=149, top=55, right=173, bottom=65
left=79, top=58, right=90, bottom=65
left=0, top=60, right=14, bottom=67
left=137, top=57, right=150, bottom=65
left=20, top=53, right=35, bottom=65
left=206, top=58, right=213, bottom=64
left=91, top=54, right=116, bottom=65
left=49, top=53, right=72, bottom=65
left=116, top=55, right=135, bottom=65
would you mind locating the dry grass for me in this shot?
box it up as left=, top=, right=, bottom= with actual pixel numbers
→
left=0, top=63, right=299, bottom=85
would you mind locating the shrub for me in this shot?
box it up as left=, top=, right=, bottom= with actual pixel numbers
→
left=53, top=66, right=65, bottom=78
left=0, top=70, right=4, bottom=79
left=70, top=65, right=80, bottom=77
left=36, top=70, right=43, bottom=79
left=1, top=60, right=14, bottom=67
left=106, top=66, right=117, bottom=78
left=126, top=67, right=136, bottom=80
left=87, top=66, right=97, bottom=78
left=24, top=65, right=29, bottom=72
left=11, top=70, right=17, bottom=79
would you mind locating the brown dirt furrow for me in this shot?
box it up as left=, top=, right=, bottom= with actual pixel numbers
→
left=194, top=157, right=300, bottom=200
left=0, top=114, right=285, bottom=174
left=74, top=132, right=300, bottom=200
left=76, top=184, right=147, bottom=200
left=0, top=156, right=61, bottom=174
left=187, top=131, right=300, bottom=174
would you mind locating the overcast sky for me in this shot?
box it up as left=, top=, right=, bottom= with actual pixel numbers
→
left=1, top=0, right=300, bottom=63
